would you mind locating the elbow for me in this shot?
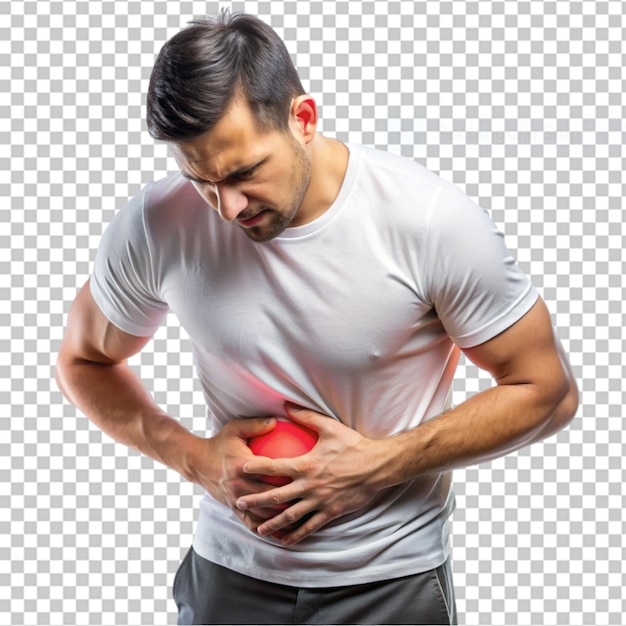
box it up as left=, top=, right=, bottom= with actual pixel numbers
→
left=54, top=346, right=79, bottom=404
left=558, top=374, right=580, bottom=429
left=54, top=352, right=70, bottom=401
left=538, top=368, right=580, bottom=439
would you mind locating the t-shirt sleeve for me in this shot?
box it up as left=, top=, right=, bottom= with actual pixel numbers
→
left=90, top=188, right=169, bottom=337
left=422, top=182, right=539, bottom=349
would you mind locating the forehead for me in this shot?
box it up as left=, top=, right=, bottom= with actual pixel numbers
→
left=170, top=99, right=277, bottom=179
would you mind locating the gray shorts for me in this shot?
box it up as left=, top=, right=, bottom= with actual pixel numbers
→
left=173, top=546, right=457, bottom=625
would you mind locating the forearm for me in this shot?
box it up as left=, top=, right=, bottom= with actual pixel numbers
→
left=239, top=387, right=570, bottom=544
left=375, top=379, right=575, bottom=487
left=238, top=300, right=579, bottom=544
left=55, top=357, right=203, bottom=483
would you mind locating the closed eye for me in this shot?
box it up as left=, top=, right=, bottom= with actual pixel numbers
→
left=233, top=163, right=262, bottom=181
left=181, top=159, right=265, bottom=186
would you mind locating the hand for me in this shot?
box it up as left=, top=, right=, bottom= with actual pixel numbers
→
left=192, top=417, right=285, bottom=534
left=236, top=404, right=389, bottom=545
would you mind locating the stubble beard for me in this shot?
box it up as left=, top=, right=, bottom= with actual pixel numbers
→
left=241, top=141, right=312, bottom=243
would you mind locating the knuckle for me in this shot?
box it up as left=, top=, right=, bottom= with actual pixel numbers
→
left=264, top=460, right=279, bottom=475
left=326, top=503, right=344, bottom=518
left=299, top=459, right=319, bottom=474
left=298, top=517, right=322, bottom=537
left=284, top=510, right=301, bottom=524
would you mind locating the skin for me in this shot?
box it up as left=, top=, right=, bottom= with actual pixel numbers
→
left=56, top=93, right=579, bottom=546
left=169, top=95, right=349, bottom=242
left=238, top=299, right=579, bottom=544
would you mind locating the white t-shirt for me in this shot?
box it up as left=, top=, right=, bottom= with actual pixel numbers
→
left=91, top=142, right=538, bottom=587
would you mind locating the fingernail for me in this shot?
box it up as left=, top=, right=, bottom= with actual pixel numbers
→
left=236, top=500, right=248, bottom=510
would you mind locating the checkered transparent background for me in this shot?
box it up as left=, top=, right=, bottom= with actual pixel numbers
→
left=2, top=0, right=624, bottom=623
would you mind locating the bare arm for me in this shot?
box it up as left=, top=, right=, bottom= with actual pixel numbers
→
left=376, top=297, right=579, bottom=481
left=237, top=297, right=579, bottom=543
left=55, top=279, right=204, bottom=479
left=56, top=280, right=276, bottom=525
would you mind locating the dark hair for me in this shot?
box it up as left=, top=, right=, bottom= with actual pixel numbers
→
left=146, top=11, right=305, bottom=141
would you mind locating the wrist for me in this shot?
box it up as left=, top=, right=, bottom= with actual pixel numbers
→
left=142, top=412, right=207, bottom=484
left=360, top=435, right=411, bottom=490
left=368, top=430, right=427, bottom=488
left=172, top=427, right=210, bottom=485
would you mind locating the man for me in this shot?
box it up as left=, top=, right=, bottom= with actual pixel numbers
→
left=55, top=11, right=578, bottom=625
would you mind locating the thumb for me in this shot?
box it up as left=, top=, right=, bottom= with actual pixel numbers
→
left=284, top=403, right=328, bottom=431
left=228, top=417, right=277, bottom=439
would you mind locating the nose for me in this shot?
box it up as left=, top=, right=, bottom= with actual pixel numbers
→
left=213, top=182, right=249, bottom=222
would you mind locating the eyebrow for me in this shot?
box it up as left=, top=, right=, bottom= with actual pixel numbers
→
left=181, top=160, right=265, bottom=185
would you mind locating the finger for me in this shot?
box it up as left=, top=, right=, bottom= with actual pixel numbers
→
left=251, top=503, right=289, bottom=518
left=268, top=510, right=317, bottom=540
left=241, top=498, right=287, bottom=516
left=235, top=504, right=283, bottom=530
left=260, top=508, right=326, bottom=545
left=229, top=416, right=277, bottom=439
left=255, top=500, right=314, bottom=537
left=242, top=456, right=296, bottom=478
left=284, top=403, right=333, bottom=433
left=236, top=482, right=298, bottom=512
left=234, top=509, right=259, bottom=532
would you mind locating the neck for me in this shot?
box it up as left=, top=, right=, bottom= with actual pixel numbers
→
left=296, top=134, right=349, bottom=225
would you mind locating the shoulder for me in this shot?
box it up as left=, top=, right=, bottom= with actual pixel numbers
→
left=106, top=173, right=198, bottom=227
left=113, top=172, right=216, bottom=245
left=346, top=143, right=463, bottom=234
left=142, top=172, right=206, bottom=221
left=348, top=143, right=460, bottom=213
left=97, top=171, right=218, bottom=272
left=349, top=143, right=443, bottom=190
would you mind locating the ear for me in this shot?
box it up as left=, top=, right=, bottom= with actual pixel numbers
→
left=289, top=95, right=318, bottom=144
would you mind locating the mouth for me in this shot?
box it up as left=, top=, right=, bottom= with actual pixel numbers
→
left=237, top=209, right=270, bottom=228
